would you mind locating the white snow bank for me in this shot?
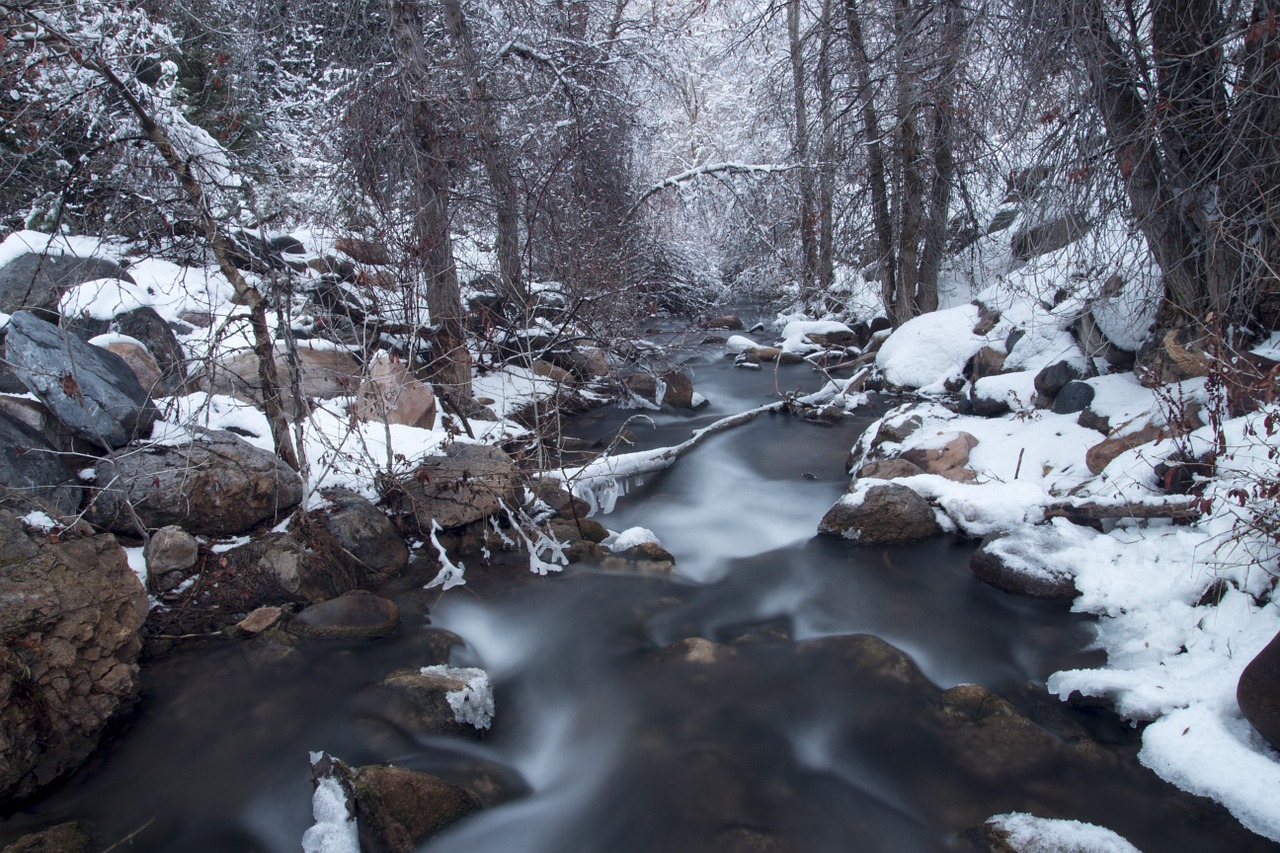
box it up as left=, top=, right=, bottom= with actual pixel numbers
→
left=985, top=812, right=1140, bottom=853
left=875, top=304, right=1001, bottom=392
left=420, top=665, right=495, bottom=730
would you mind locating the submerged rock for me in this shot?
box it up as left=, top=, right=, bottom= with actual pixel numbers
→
left=350, top=764, right=481, bottom=853
left=290, top=591, right=401, bottom=640
left=357, top=666, right=495, bottom=739
left=0, top=820, right=94, bottom=853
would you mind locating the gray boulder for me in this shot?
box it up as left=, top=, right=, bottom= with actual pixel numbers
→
left=0, top=410, right=81, bottom=516
left=818, top=482, right=942, bottom=544
left=309, top=489, right=409, bottom=582
left=0, top=511, right=148, bottom=802
left=5, top=311, right=159, bottom=449
left=1051, top=380, right=1095, bottom=415
left=970, top=534, right=1077, bottom=600
left=387, top=444, right=522, bottom=533
left=0, top=252, right=133, bottom=317
left=85, top=428, right=302, bottom=536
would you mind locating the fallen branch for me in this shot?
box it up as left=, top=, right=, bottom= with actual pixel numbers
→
left=1042, top=497, right=1201, bottom=524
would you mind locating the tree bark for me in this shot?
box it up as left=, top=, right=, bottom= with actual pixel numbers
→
left=816, top=0, right=837, bottom=304
left=440, top=0, right=524, bottom=309
left=894, top=0, right=925, bottom=325
left=843, top=0, right=896, bottom=321
left=391, top=0, right=472, bottom=405
left=788, top=0, right=819, bottom=308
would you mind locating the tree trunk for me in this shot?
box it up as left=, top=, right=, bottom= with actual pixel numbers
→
left=843, top=0, right=896, bottom=321
left=816, top=0, right=837, bottom=304
left=391, top=0, right=472, bottom=405
left=916, top=0, right=964, bottom=316
left=894, top=0, right=925, bottom=325
left=440, top=0, right=524, bottom=309
left=788, top=0, right=818, bottom=308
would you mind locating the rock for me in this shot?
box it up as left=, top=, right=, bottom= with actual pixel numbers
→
left=1238, top=629, right=1280, bottom=752
left=352, top=352, right=437, bottom=430
left=1009, top=212, right=1091, bottom=260
left=0, top=511, right=148, bottom=802
left=234, top=606, right=283, bottom=636
left=1077, top=407, right=1111, bottom=434
left=1084, top=423, right=1165, bottom=475
left=970, top=535, right=1077, bottom=600
left=0, top=410, right=81, bottom=517
left=1136, top=326, right=1212, bottom=386
left=547, top=345, right=608, bottom=380
left=970, top=386, right=1012, bottom=418
left=143, top=525, right=199, bottom=576
left=290, top=591, right=400, bottom=640
left=532, top=480, right=591, bottom=520
left=796, top=634, right=932, bottom=688
left=309, top=489, right=408, bottom=582
left=0, top=331, right=28, bottom=394
left=91, top=335, right=162, bottom=396
left=530, top=359, right=574, bottom=385
left=549, top=516, right=608, bottom=544
left=85, top=429, right=303, bottom=536
left=335, top=237, right=392, bottom=266
left=807, top=327, right=860, bottom=348
left=1051, top=380, right=1094, bottom=415
left=5, top=311, right=159, bottom=450
left=358, top=666, right=494, bottom=738
left=966, top=346, right=1007, bottom=382
left=871, top=414, right=923, bottom=448
left=110, top=306, right=189, bottom=395
left=855, top=458, right=926, bottom=481
left=818, top=482, right=942, bottom=544
left=0, top=252, right=133, bottom=317
left=201, top=345, right=362, bottom=413
left=651, top=637, right=739, bottom=667
left=899, top=432, right=979, bottom=478
left=623, top=369, right=695, bottom=409
left=388, top=444, right=522, bottom=533
left=350, top=764, right=481, bottom=853
left=0, top=821, right=94, bottom=853
left=706, top=315, right=745, bottom=331
left=603, top=541, right=677, bottom=574
left=221, top=532, right=358, bottom=604
left=921, top=684, right=1061, bottom=782
left=1032, top=360, right=1082, bottom=403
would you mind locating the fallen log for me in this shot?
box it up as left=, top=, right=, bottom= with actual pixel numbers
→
left=1042, top=498, right=1201, bottom=524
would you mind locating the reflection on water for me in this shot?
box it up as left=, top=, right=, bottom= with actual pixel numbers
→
left=2, top=344, right=1275, bottom=852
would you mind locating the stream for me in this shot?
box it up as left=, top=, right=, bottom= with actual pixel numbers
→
left=2, top=327, right=1276, bottom=852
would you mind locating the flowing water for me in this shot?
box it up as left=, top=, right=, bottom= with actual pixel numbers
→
left=2, top=329, right=1276, bottom=852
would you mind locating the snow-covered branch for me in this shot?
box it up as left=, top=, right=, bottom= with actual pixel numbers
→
left=626, top=162, right=797, bottom=220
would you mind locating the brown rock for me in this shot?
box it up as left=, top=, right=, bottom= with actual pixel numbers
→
left=1084, top=423, right=1165, bottom=474
left=1238, top=629, right=1280, bottom=753
left=334, top=237, right=392, bottom=266
left=530, top=360, right=574, bottom=385
left=0, top=821, right=94, bottom=853
left=900, top=432, right=979, bottom=476
left=234, top=606, right=284, bottom=636
left=1136, top=327, right=1212, bottom=386
left=143, top=525, right=199, bottom=575
left=388, top=444, right=523, bottom=533
left=353, top=352, right=437, bottom=430
left=922, top=684, right=1061, bottom=782
left=818, top=483, right=941, bottom=544
left=201, top=346, right=362, bottom=413
left=967, top=346, right=1007, bottom=381
left=706, top=315, right=745, bottom=330
left=357, top=666, right=493, bottom=738
left=0, top=511, right=148, bottom=802
left=96, top=337, right=162, bottom=396
left=290, top=591, right=400, bottom=640
left=855, top=459, right=926, bottom=481
left=351, top=765, right=480, bottom=853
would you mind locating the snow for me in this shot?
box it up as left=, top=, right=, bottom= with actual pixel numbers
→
left=420, top=665, right=495, bottom=730
left=875, top=304, right=1000, bottom=392
left=300, top=774, right=358, bottom=853
left=606, top=526, right=662, bottom=551
left=864, top=294, right=1280, bottom=841
left=985, top=812, right=1140, bottom=853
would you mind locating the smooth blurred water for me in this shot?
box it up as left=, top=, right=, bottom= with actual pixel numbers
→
left=2, top=333, right=1275, bottom=852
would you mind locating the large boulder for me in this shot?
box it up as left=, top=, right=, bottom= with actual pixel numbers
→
left=818, top=482, right=942, bottom=544
left=352, top=352, right=437, bottom=430
left=970, top=534, right=1077, bottom=600
left=200, top=345, right=362, bottom=414
left=0, top=511, right=148, bottom=802
left=387, top=444, right=522, bottom=533
left=0, top=410, right=81, bottom=517
left=307, top=489, right=409, bottom=582
left=85, top=429, right=303, bottom=536
left=899, top=432, right=979, bottom=482
left=5, top=311, right=159, bottom=449
left=110, top=306, right=189, bottom=395
left=0, top=252, right=132, bottom=317
left=1238, top=629, right=1280, bottom=753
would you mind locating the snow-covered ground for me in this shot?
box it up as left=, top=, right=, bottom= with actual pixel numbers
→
left=856, top=280, right=1280, bottom=841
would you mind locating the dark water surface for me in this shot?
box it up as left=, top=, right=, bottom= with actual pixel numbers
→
left=2, top=335, right=1275, bottom=852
